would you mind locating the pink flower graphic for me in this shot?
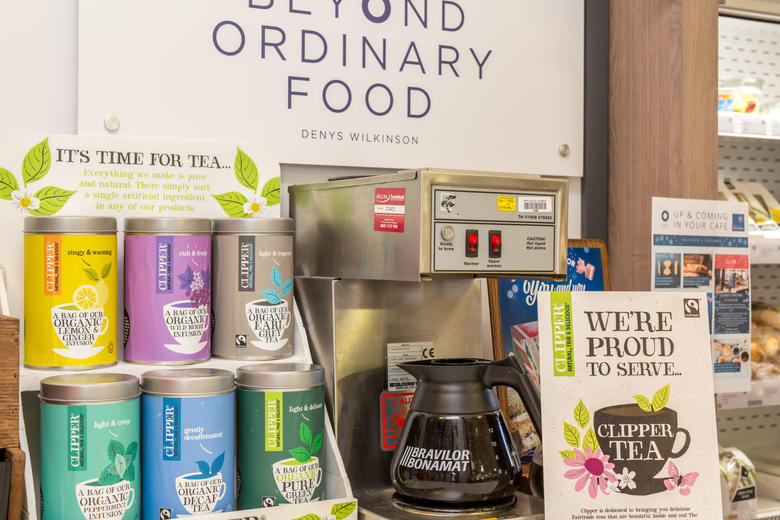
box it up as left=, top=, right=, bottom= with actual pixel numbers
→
left=564, top=447, right=618, bottom=498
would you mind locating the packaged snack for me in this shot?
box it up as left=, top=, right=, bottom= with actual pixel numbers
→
left=720, top=447, right=757, bottom=519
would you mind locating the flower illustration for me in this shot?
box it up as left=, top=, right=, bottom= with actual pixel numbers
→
left=11, top=189, right=40, bottom=215
left=212, top=148, right=280, bottom=218
left=242, top=195, right=268, bottom=216
left=617, top=467, right=636, bottom=490
left=564, top=447, right=617, bottom=498
left=1, top=138, right=76, bottom=216
left=604, top=479, right=621, bottom=495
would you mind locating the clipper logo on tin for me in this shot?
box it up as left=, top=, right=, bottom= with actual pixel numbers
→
left=156, top=236, right=173, bottom=294
left=163, top=398, right=181, bottom=461
left=238, top=235, right=255, bottom=292
left=67, top=406, right=86, bottom=471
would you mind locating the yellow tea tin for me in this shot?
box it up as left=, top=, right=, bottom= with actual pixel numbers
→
left=24, top=217, right=118, bottom=369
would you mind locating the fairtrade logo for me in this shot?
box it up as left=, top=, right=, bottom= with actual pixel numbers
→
left=683, top=298, right=700, bottom=318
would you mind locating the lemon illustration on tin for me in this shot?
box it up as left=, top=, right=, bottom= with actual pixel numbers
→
left=95, top=278, right=109, bottom=308
left=73, top=285, right=99, bottom=311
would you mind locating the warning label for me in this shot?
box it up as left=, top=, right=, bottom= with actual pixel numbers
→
left=374, top=188, right=405, bottom=233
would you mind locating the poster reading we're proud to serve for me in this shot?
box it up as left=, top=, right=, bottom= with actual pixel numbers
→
left=538, top=292, right=722, bottom=520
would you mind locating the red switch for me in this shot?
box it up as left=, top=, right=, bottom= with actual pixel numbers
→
left=466, top=229, right=478, bottom=257
left=489, top=231, right=502, bottom=258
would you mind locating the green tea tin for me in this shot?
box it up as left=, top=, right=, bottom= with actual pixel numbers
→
left=236, top=363, right=325, bottom=508
left=40, top=373, right=140, bottom=520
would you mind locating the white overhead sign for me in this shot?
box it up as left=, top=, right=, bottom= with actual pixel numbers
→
left=78, top=0, right=583, bottom=175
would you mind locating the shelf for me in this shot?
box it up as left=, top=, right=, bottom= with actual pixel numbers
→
left=759, top=497, right=780, bottom=520
left=718, top=380, right=780, bottom=409
left=718, top=112, right=780, bottom=138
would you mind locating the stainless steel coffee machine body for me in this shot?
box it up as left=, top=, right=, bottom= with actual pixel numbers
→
left=290, top=170, right=567, bottom=519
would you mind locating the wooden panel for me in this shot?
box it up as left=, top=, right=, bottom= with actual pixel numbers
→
left=0, top=316, right=19, bottom=449
left=609, top=0, right=718, bottom=290
left=5, top=448, right=25, bottom=520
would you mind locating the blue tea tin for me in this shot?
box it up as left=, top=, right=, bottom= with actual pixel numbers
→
left=141, top=368, right=235, bottom=518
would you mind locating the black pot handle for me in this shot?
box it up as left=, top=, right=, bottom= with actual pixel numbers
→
left=484, top=354, right=542, bottom=441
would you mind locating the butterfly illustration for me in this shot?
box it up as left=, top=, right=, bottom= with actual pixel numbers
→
left=664, top=461, right=699, bottom=495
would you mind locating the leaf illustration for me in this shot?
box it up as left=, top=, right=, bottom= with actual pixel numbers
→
left=115, top=453, right=127, bottom=478
left=234, top=147, right=259, bottom=191
left=574, top=399, right=589, bottom=429
left=97, top=464, right=121, bottom=486
left=0, top=168, right=19, bottom=200
left=281, top=279, right=293, bottom=296
left=262, top=289, right=282, bottom=305
left=22, top=138, right=51, bottom=186
left=261, top=177, right=281, bottom=206
left=300, top=422, right=313, bottom=446
left=289, top=447, right=311, bottom=463
left=633, top=394, right=652, bottom=412
left=123, top=462, right=136, bottom=482
left=272, top=266, right=283, bottom=288
left=563, top=422, right=580, bottom=448
left=331, top=501, right=357, bottom=520
left=652, top=383, right=670, bottom=411
left=583, top=427, right=600, bottom=452
left=212, top=191, right=250, bottom=218
left=311, top=432, right=323, bottom=454
left=559, top=450, right=577, bottom=460
left=101, top=263, right=112, bottom=279
left=83, top=268, right=99, bottom=282
left=196, top=460, right=211, bottom=476
left=125, top=441, right=137, bottom=461
left=211, top=451, right=225, bottom=475
left=107, top=440, right=125, bottom=458
left=292, top=515, right=321, bottom=520
left=29, top=186, right=76, bottom=216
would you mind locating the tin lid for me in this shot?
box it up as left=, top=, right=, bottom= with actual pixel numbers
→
left=124, top=217, right=212, bottom=234
left=40, top=373, right=139, bottom=404
left=236, top=363, right=324, bottom=390
left=24, top=216, right=117, bottom=234
left=141, top=368, right=235, bottom=396
left=212, top=218, right=294, bottom=234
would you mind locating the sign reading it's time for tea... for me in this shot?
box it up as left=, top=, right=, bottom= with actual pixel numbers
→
left=537, top=292, right=722, bottom=520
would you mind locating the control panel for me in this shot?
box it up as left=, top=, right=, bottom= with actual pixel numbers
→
left=431, top=187, right=558, bottom=273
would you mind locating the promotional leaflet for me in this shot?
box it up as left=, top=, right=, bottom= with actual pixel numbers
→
left=538, top=291, right=722, bottom=520
left=651, top=197, right=750, bottom=393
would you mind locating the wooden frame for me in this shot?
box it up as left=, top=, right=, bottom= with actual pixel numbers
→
left=487, top=239, right=610, bottom=440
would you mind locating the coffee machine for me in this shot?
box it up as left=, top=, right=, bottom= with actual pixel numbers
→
left=290, top=169, right=567, bottom=519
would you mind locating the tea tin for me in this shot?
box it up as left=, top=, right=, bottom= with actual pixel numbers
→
left=24, top=216, right=118, bottom=369
left=212, top=218, right=294, bottom=360
left=40, top=373, right=140, bottom=520
left=236, top=363, right=325, bottom=507
left=124, top=218, right=212, bottom=364
left=141, top=368, right=235, bottom=517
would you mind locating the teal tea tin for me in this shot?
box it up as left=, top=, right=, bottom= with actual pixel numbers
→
left=40, top=373, right=140, bottom=520
left=141, top=368, right=235, bottom=518
left=236, top=363, right=325, bottom=508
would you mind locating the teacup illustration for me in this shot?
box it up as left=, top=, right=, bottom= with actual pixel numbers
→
left=272, top=456, right=323, bottom=503
left=245, top=299, right=292, bottom=351
left=75, top=478, right=134, bottom=519
left=594, top=404, right=690, bottom=495
left=174, top=472, right=226, bottom=514
left=163, top=300, right=209, bottom=354
left=50, top=304, right=108, bottom=359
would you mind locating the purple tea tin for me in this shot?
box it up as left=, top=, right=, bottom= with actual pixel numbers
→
left=124, top=218, right=212, bottom=364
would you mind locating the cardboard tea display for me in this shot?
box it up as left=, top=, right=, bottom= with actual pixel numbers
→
left=538, top=291, right=722, bottom=519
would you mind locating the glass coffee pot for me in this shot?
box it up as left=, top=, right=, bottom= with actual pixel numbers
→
left=390, top=356, right=541, bottom=507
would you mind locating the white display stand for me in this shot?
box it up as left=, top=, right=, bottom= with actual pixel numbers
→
left=18, top=303, right=356, bottom=519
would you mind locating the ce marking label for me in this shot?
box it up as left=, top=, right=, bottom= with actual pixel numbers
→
left=422, top=346, right=435, bottom=358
